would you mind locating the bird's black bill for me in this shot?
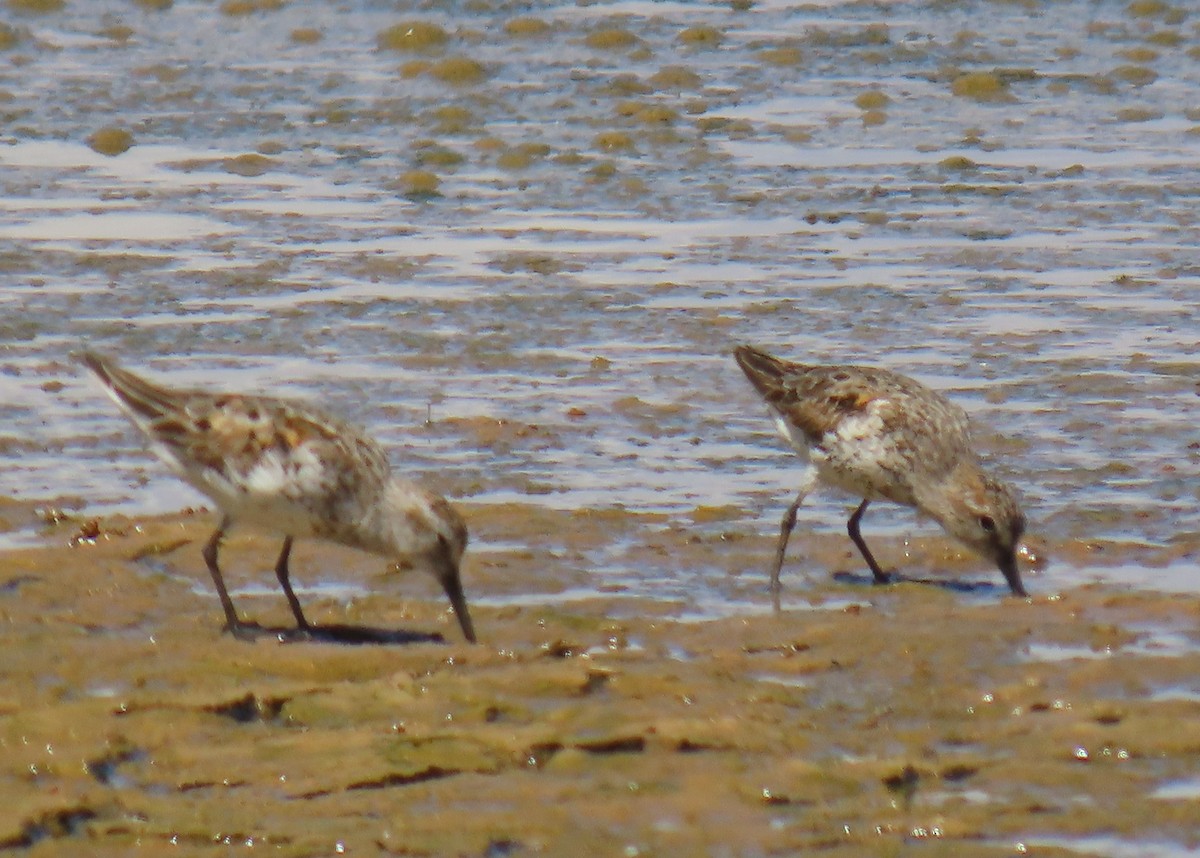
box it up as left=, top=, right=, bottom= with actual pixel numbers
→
left=999, top=553, right=1027, bottom=597
left=440, top=568, right=477, bottom=643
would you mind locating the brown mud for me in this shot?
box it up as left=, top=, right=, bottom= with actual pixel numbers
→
left=1, top=504, right=1198, bottom=856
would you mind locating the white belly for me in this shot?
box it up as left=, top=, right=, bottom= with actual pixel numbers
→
left=792, top=408, right=917, bottom=506
left=158, top=442, right=338, bottom=538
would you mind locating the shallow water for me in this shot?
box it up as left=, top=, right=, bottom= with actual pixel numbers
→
left=0, top=0, right=1197, bottom=602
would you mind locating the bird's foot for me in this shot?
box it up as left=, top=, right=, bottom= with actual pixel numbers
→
left=276, top=625, right=314, bottom=643
left=224, top=620, right=266, bottom=641
left=224, top=621, right=319, bottom=643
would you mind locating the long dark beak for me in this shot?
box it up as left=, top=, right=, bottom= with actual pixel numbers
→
left=999, top=551, right=1027, bottom=598
left=438, top=564, right=477, bottom=643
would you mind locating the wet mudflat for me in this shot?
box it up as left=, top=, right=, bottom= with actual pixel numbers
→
left=0, top=0, right=1198, bottom=854
left=1, top=505, right=1199, bottom=856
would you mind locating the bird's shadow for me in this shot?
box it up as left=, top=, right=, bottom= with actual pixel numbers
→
left=831, top=570, right=1003, bottom=595
left=230, top=622, right=446, bottom=646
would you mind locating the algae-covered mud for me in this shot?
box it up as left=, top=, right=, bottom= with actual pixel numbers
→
left=2, top=507, right=1200, bottom=856
left=1, top=0, right=1199, bottom=854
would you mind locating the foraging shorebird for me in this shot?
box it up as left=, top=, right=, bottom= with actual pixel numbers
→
left=734, top=345, right=1027, bottom=604
left=81, top=351, right=476, bottom=643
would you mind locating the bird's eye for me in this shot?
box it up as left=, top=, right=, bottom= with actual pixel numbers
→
left=978, top=515, right=996, bottom=533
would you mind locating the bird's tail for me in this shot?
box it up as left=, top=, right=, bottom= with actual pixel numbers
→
left=78, top=351, right=180, bottom=425
left=733, top=345, right=797, bottom=398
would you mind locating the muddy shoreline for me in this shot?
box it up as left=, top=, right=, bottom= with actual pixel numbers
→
left=1, top=504, right=1198, bottom=856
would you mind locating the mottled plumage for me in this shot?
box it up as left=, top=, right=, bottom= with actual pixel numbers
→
left=734, top=345, right=1026, bottom=602
left=81, top=351, right=476, bottom=643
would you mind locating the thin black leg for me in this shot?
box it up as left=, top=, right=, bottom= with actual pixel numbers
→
left=202, top=516, right=255, bottom=637
left=770, top=493, right=806, bottom=612
left=847, top=499, right=889, bottom=584
left=273, top=536, right=310, bottom=630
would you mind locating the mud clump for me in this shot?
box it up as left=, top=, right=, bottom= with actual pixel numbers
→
left=392, top=169, right=441, bottom=198
left=951, top=71, right=1014, bottom=102
left=429, top=56, right=488, bottom=86
left=87, top=127, right=134, bottom=156
left=377, top=21, right=448, bottom=52
left=584, top=28, right=641, bottom=52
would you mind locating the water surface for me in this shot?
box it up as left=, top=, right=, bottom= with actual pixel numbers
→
left=0, top=0, right=1196, bottom=598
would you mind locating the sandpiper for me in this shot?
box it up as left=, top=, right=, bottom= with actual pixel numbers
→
left=80, top=351, right=476, bottom=643
left=734, top=345, right=1027, bottom=603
